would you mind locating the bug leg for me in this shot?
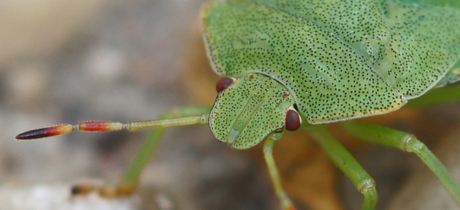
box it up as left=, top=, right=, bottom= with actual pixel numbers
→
left=99, top=105, right=212, bottom=197
left=110, top=105, right=212, bottom=197
left=263, top=134, right=297, bottom=210
left=342, top=122, right=460, bottom=205
left=305, top=125, right=378, bottom=210
left=406, top=84, right=460, bottom=108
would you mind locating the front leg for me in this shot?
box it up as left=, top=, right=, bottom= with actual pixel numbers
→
left=263, top=134, right=297, bottom=210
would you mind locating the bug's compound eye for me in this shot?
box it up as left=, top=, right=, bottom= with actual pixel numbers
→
left=285, top=108, right=302, bottom=131
left=216, top=77, right=234, bottom=92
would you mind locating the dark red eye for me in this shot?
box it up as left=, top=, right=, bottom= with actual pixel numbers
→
left=285, top=108, right=302, bottom=131
left=216, top=77, right=234, bottom=92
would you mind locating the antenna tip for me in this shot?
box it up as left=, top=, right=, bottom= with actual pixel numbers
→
left=16, top=124, right=74, bottom=140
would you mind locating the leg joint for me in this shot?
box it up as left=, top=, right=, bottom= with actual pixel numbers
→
left=402, top=134, right=424, bottom=153
left=200, top=114, right=208, bottom=124
left=358, top=178, right=376, bottom=194
left=263, top=144, right=274, bottom=153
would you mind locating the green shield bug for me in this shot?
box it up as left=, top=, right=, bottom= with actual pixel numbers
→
left=16, top=0, right=460, bottom=209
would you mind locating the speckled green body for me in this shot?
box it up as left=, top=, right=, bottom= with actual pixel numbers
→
left=202, top=0, right=460, bottom=149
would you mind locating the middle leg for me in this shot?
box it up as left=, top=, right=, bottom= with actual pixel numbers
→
left=305, top=125, right=378, bottom=210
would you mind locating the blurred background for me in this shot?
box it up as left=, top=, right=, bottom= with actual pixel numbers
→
left=1, top=0, right=460, bottom=209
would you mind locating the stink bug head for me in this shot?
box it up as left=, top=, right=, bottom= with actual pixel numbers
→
left=209, top=73, right=298, bottom=149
